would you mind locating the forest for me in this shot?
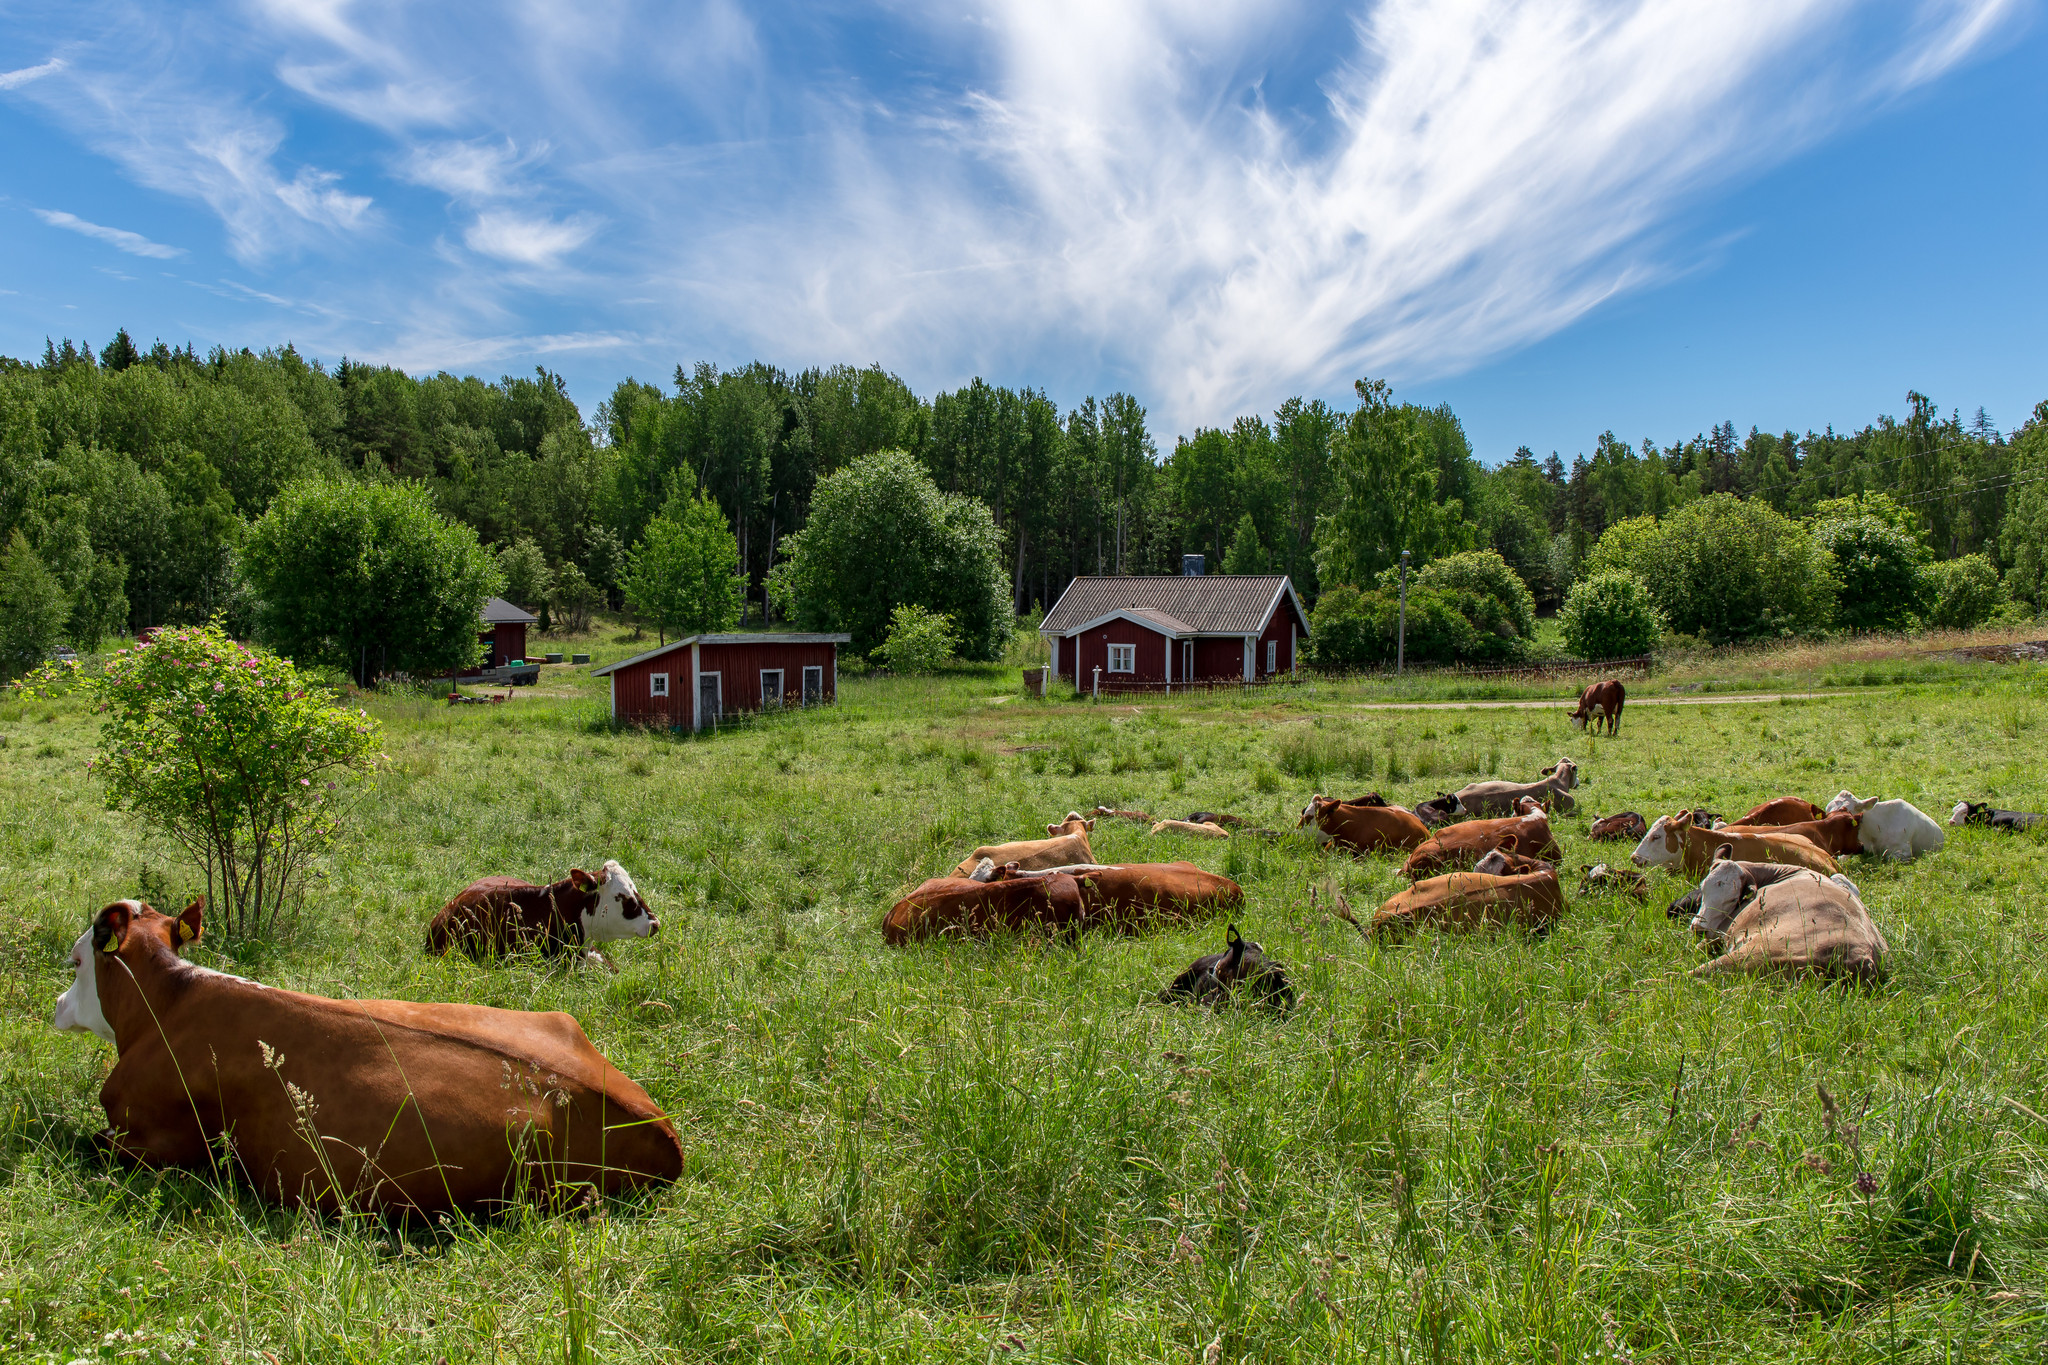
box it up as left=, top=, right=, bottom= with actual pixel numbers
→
left=2, top=329, right=2043, bottom=671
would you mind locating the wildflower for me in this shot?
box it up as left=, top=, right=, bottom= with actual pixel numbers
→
left=1854, top=1171, right=1879, bottom=1196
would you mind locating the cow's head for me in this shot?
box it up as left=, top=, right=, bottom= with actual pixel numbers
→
left=1569, top=708, right=1588, bottom=731
left=1515, top=795, right=1545, bottom=818
left=1046, top=812, right=1096, bottom=837
left=1158, top=924, right=1292, bottom=1010
left=1629, top=814, right=1684, bottom=868
left=1298, top=796, right=1334, bottom=828
left=1949, top=801, right=1985, bottom=827
left=1691, top=846, right=1750, bottom=939
left=1825, top=790, right=1879, bottom=816
left=576, top=861, right=658, bottom=944
left=1540, top=758, right=1579, bottom=789
left=54, top=897, right=204, bottom=1042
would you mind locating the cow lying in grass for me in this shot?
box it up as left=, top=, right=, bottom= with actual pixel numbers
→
left=1399, top=800, right=1560, bottom=879
left=1298, top=794, right=1431, bottom=854
left=53, top=898, right=683, bottom=1212
left=1370, top=866, right=1564, bottom=937
left=1714, top=811, right=1865, bottom=858
left=1411, top=793, right=1462, bottom=828
left=1732, top=796, right=1824, bottom=826
left=1588, top=812, right=1647, bottom=842
left=1449, top=758, right=1579, bottom=817
left=1824, top=792, right=1944, bottom=861
left=1629, top=811, right=1839, bottom=876
left=1158, top=925, right=1294, bottom=1011
left=1151, top=818, right=1229, bottom=838
left=1688, top=849, right=1886, bottom=982
left=1949, top=801, right=2047, bottom=831
left=882, top=862, right=1242, bottom=944
left=425, top=861, right=657, bottom=967
left=953, top=812, right=1096, bottom=877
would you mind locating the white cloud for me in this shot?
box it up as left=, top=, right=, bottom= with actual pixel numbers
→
left=0, top=57, right=64, bottom=88
left=35, top=208, right=184, bottom=258
left=399, top=139, right=537, bottom=200
left=463, top=209, right=600, bottom=265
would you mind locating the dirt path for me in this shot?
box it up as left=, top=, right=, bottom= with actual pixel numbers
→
left=1351, top=691, right=1840, bottom=712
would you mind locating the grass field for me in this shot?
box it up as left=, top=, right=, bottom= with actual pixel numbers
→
left=3, top=633, right=2047, bottom=1363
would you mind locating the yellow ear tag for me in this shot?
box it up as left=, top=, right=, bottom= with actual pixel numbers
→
left=99, top=935, right=122, bottom=954
left=178, top=922, right=196, bottom=942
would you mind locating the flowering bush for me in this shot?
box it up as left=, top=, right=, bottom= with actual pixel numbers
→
left=54, top=623, right=379, bottom=938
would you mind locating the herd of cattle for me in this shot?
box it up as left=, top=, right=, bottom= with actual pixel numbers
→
left=44, top=682, right=2044, bottom=1216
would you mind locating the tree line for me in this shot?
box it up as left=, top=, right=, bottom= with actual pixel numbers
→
left=2, top=328, right=2042, bottom=677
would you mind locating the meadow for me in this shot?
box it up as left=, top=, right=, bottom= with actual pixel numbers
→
left=2, top=632, right=2046, bottom=1364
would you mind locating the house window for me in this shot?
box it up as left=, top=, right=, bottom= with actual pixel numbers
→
left=802, top=665, right=824, bottom=704
left=1266, top=640, right=1277, bottom=673
left=650, top=672, right=668, bottom=697
left=1108, top=643, right=1136, bottom=673
left=761, top=669, right=785, bottom=706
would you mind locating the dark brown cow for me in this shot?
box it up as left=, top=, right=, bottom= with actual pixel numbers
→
left=953, top=812, right=1095, bottom=877
left=1371, top=869, right=1565, bottom=936
left=52, top=899, right=683, bottom=1213
left=1399, top=803, right=1560, bottom=879
left=1298, top=794, right=1430, bottom=854
left=1569, top=680, right=1626, bottom=735
left=882, top=862, right=1241, bottom=944
left=1732, top=797, right=1825, bottom=827
left=1158, top=925, right=1294, bottom=1011
left=1588, top=811, right=1648, bottom=842
left=425, top=860, right=656, bottom=962
left=1715, top=812, right=1864, bottom=858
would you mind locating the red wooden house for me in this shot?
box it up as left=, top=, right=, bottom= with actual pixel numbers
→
left=590, top=633, right=852, bottom=730
left=1039, top=574, right=1308, bottom=692
left=480, top=597, right=538, bottom=668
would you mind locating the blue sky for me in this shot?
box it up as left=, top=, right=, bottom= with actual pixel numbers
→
left=1, top=0, right=2040, bottom=463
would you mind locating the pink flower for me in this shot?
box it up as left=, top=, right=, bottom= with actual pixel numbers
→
left=194, top=704, right=205, bottom=714
left=300, top=778, right=310, bottom=785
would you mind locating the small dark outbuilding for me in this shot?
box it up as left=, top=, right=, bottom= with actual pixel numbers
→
left=590, top=633, right=852, bottom=730
left=480, top=597, right=538, bottom=668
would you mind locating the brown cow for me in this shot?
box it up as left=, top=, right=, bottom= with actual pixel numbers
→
left=1629, top=811, right=1839, bottom=876
left=952, top=812, right=1096, bottom=877
left=1714, top=811, right=1864, bottom=858
left=1399, top=802, right=1560, bottom=879
left=1731, top=796, right=1826, bottom=827
left=1150, top=819, right=1230, bottom=839
left=1298, top=794, right=1430, bottom=854
left=884, top=862, right=1241, bottom=943
left=425, top=860, right=656, bottom=964
left=52, top=899, right=683, bottom=1213
left=1569, top=680, right=1625, bottom=735
left=1371, top=869, right=1565, bottom=936
left=1691, top=870, right=1887, bottom=982
left=1450, top=758, right=1579, bottom=817
left=1588, top=811, right=1648, bottom=842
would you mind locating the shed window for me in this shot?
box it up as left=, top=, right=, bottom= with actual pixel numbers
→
left=1266, top=640, right=1277, bottom=673
left=1108, top=643, right=1136, bottom=674
left=650, top=672, right=668, bottom=697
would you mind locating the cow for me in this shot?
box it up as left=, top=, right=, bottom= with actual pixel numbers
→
left=1588, top=811, right=1647, bottom=843
left=1187, top=811, right=1284, bottom=839
left=1473, top=845, right=1556, bottom=876
left=1713, top=811, right=1865, bottom=859
left=1568, top=680, right=1625, bottom=735
left=1949, top=801, right=2048, bottom=831
left=1399, top=800, right=1560, bottom=880
left=1298, top=794, right=1431, bottom=855
left=1158, top=925, right=1294, bottom=1011
left=883, top=862, right=1241, bottom=944
left=1371, top=868, right=1565, bottom=936
left=425, top=861, right=656, bottom=966
left=1823, top=793, right=1945, bottom=861
left=1151, top=819, right=1230, bottom=839
left=1732, top=797, right=1825, bottom=827
left=1688, top=863, right=1887, bottom=982
left=952, top=812, right=1096, bottom=878
left=1449, top=758, right=1579, bottom=818
left=52, top=898, right=683, bottom=1212
left=1091, top=805, right=1155, bottom=824
left=1688, top=848, right=1862, bottom=941
left=1411, top=793, right=1463, bottom=828
left=1629, top=810, right=1840, bottom=876
left=1578, top=863, right=1650, bottom=901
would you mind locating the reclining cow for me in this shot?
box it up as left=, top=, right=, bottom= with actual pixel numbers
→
left=953, top=812, right=1096, bottom=877
left=1411, top=793, right=1463, bottom=828
left=1151, top=818, right=1230, bottom=839
left=1588, top=811, right=1647, bottom=842
left=1732, top=797, right=1825, bottom=827
left=1713, top=811, right=1865, bottom=858
left=1687, top=850, right=1886, bottom=982
left=1629, top=810, right=1839, bottom=876
left=1399, top=800, right=1560, bottom=879
left=1371, top=866, right=1564, bottom=936
left=1823, top=792, right=1944, bottom=861
left=53, top=899, right=683, bottom=1212
left=882, top=862, right=1242, bottom=944
left=1473, top=845, right=1555, bottom=875
left=1298, top=794, right=1431, bottom=855
left=1949, top=801, right=2047, bottom=831
left=1448, top=758, right=1579, bottom=818
left=426, top=860, right=656, bottom=966
left=1568, top=680, right=1625, bottom=735
left=1158, top=925, right=1294, bottom=1011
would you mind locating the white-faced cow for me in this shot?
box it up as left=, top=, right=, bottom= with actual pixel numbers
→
left=1569, top=680, right=1625, bottom=735
left=952, top=812, right=1096, bottom=878
left=1949, top=801, right=2047, bottom=831
left=1687, top=855, right=1886, bottom=982
left=1449, top=758, right=1579, bottom=818
left=54, top=898, right=683, bottom=1212
left=1823, top=792, right=1944, bottom=861
left=1629, top=810, right=1840, bottom=876
left=426, top=860, right=656, bottom=967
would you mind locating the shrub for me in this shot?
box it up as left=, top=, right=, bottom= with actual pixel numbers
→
left=68, top=623, right=379, bottom=938
left=873, top=604, right=958, bottom=675
left=1920, top=554, right=2010, bottom=630
left=496, top=537, right=554, bottom=618
left=622, top=492, right=745, bottom=643
left=1307, top=584, right=1480, bottom=668
left=1811, top=514, right=1927, bottom=631
left=548, top=561, right=604, bottom=634
left=1585, top=494, right=1836, bottom=644
left=1412, top=549, right=1537, bottom=640
left=1558, top=570, right=1664, bottom=660
left=0, top=531, right=70, bottom=678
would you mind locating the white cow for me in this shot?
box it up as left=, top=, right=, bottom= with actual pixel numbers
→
left=1824, top=792, right=1944, bottom=861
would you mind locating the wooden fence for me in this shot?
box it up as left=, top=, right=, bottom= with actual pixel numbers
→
left=1030, top=654, right=1655, bottom=699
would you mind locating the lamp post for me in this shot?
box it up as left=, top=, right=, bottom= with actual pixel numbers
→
left=1396, top=550, right=1411, bottom=676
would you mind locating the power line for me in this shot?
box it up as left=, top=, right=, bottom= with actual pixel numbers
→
left=1886, top=466, right=2048, bottom=509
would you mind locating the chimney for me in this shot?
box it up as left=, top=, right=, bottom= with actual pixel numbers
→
left=1182, top=553, right=1204, bottom=576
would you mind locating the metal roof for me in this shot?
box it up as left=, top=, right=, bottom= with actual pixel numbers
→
left=588, top=633, right=851, bottom=676
left=1040, top=576, right=1306, bottom=637
left=480, top=597, right=539, bottom=625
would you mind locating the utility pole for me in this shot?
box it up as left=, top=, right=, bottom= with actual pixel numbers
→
left=1396, top=550, right=1410, bottom=676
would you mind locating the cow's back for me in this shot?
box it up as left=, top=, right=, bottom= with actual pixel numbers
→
left=1680, top=829, right=1837, bottom=875
left=1372, top=871, right=1563, bottom=935
left=1400, top=815, right=1557, bottom=879
left=884, top=874, right=1086, bottom=943
left=1734, top=797, right=1824, bottom=827
left=952, top=832, right=1092, bottom=879
left=1718, top=814, right=1861, bottom=857
left=425, top=876, right=557, bottom=956
left=1074, top=862, right=1241, bottom=928
left=1318, top=804, right=1429, bottom=854
left=1692, top=877, right=1887, bottom=981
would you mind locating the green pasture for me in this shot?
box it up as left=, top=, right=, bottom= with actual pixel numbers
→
left=2, top=650, right=2047, bottom=1362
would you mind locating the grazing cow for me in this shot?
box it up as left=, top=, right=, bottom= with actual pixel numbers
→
left=1298, top=795, right=1431, bottom=855
left=1823, top=792, right=1945, bottom=861
left=1689, top=866, right=1887, bottom=982
left=53, top=899, right=683, bottom=1212
left=1474, top=845, right=1556, bottom=876
left=1151, top=819, right=1230, bottom=839
left=1399, top=800, right=1560, bottom=880
left=1949, top=801, right=2048, bottom=831
left=1629, top=811, right=1840, bottom=876
left=1411, top=793, right=1463, bottom=828
left=1588, top=811, right=1647, bottom=843
left=883, top=862, right=1241, bottom=944
left=1158, top=925, right=1294, bottom=1011
left=1450, top=758, right=1579, bottom=818
left=1714, top=811, right=1865, bottom=859
left=1569, top=680, right=1626, bottom=735
left=1091, top=805, right=1155, bottom=825
left=1733, top=797, right=1825, bottom=827
left=952, top=812, right=1096, bottom=878
left=1371, top=868, right=1565, bottom=936
left=425, top=861, right=656, bottom=965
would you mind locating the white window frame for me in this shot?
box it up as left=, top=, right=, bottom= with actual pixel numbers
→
left=1107, top=643, right=1136, bottom=674
left=802, top=665, right=824, bottom=704
left=650, top=672, right=669, bottom=697
left=1265, top=639, right=1277, bottom=673
left=761, top=668, right=785, bottom=706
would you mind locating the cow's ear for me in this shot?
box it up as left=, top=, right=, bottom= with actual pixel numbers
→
left=175, top=897, right=204, bottom=946
left=1499, top=833, right=1519, bottom=852
left=1713, top=842, right=1735, bottom=861
left=1225, top=923, right=1242, bottom=948
left=568, top=867, right=596, bottom=890
left=93, top=901, right=133, bottom=954
left=1082, top=818, right=1096, bottom=831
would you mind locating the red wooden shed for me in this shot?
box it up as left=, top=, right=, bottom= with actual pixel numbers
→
left=480, top=597, right=538, bottom=668
left=1038, top=574, right=1308, bottom=692
left=590, top=633, right=852, bottom=730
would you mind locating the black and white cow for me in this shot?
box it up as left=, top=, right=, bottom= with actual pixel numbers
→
left=1949, top=801, right=2047, bottom=831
